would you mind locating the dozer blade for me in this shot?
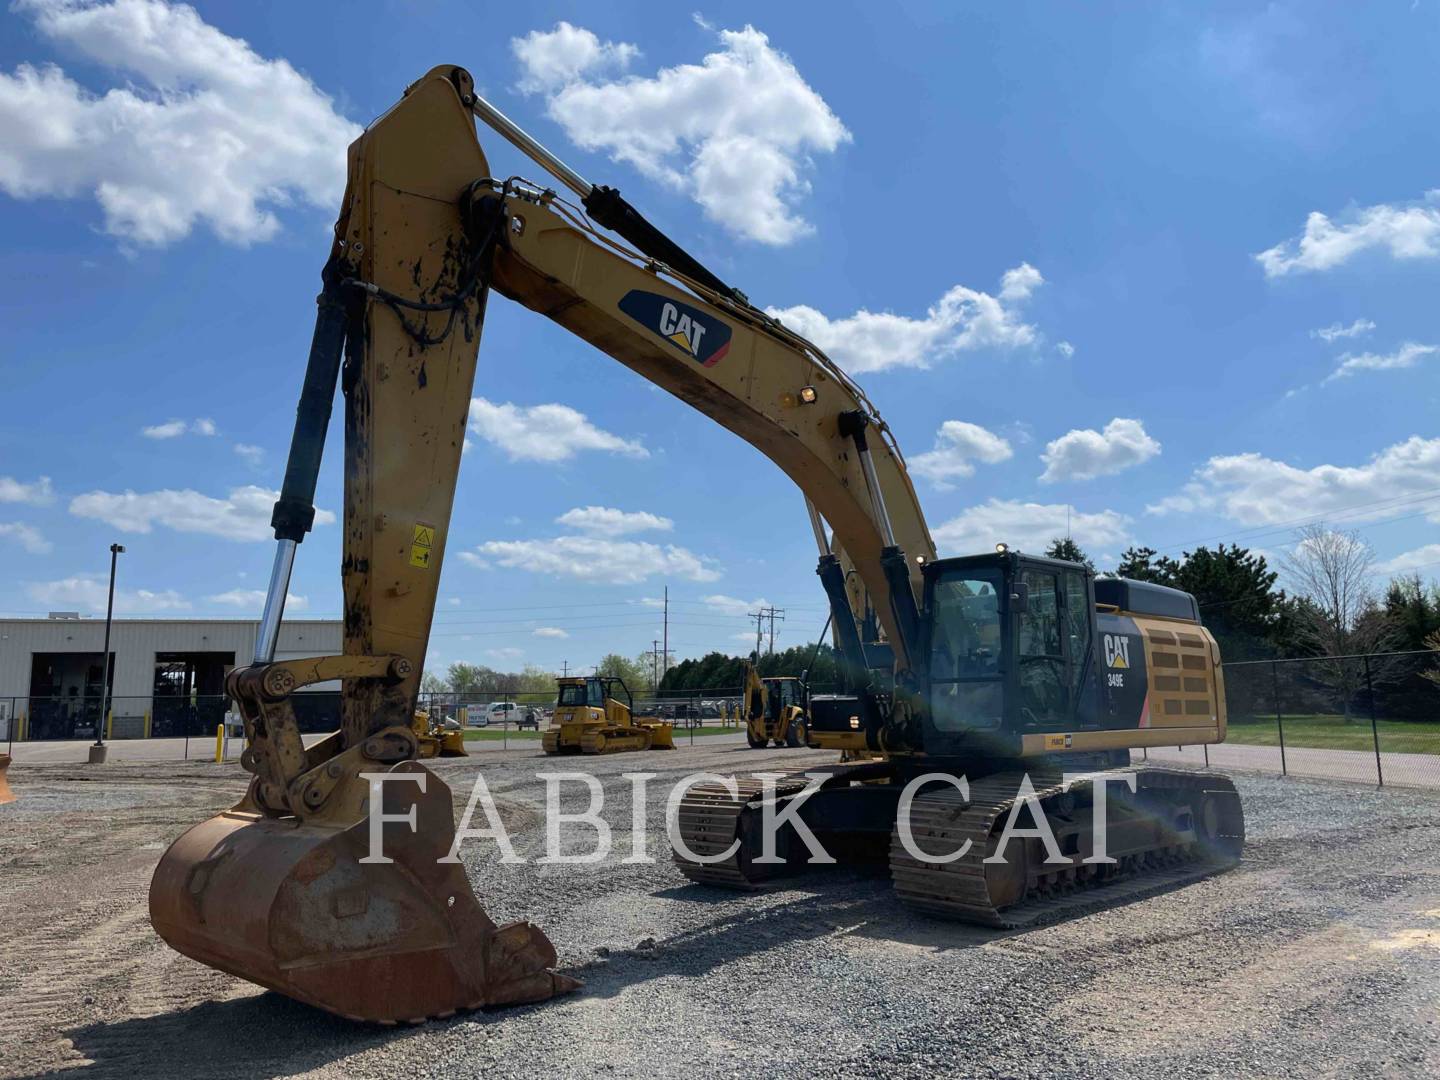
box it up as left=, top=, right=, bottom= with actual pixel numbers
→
left=0, top=753, right=13, bottom=804
left=149, top=761, right=579, bottom=1023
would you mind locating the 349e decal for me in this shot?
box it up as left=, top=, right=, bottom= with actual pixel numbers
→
left=618, top=290, right=732, bottom=366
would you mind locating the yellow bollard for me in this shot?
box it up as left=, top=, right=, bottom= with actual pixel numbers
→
left=215, top=723, right=225, bottom=763
left=143, top=710, right=152, bottom=739
left=106, top=710, right=114, bottom=740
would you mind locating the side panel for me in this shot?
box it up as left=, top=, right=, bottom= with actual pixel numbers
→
left=1096, top=613, right=1149, bottom=730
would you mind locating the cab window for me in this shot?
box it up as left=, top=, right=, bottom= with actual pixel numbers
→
left=928, top=568, right=1004, bottom=732
left=1063, top=572, right=1092, bottom=700
left=1017, top=569, right=1065, bottom=724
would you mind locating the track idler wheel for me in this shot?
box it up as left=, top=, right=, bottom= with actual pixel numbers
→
left=149, top=760, right=579, bottom=1022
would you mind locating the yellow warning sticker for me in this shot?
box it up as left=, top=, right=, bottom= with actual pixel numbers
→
left=410, top=521, right=435, bottom=569
left=1043, top=733, right=1074, bottom=751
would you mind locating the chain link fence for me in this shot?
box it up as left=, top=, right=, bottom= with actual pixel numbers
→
left=6, top=652, right=1437, bottom=785
left=1201, top=649, right=1440, bottom=787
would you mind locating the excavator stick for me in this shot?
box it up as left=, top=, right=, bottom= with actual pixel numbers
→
left=148, top=67, right=577, bottom=1022
left=0, top=753, right=14, bottom=805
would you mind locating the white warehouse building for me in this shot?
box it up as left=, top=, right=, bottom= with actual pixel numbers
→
left=0, top=615, right=342, bottom=740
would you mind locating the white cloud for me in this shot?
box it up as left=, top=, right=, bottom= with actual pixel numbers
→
left=910, top=421, right=1013, bottom=490
left=68, top=484, right=334, bottom=541
left=1256, top=193, right=1440, bottom=277
left=1311, top=318, right=1375, bottom=343
left=555, top=505, right=673, bottom=535
left=206, top=588, right=307, bottom=611
left=471, top=536, right=721, bottom=584
left=488, top=647, right=525, bottom=662
left=26, top=575, right=189, bottom=614
left=0, top=522, right=52, bottom=554
left=1055, top=340, right=1075, bottom=358
left=0, top=0, right=359, bottom=247
left=999, top=263, right=1043, bottom=302
left=511, top=21, right=639, bottom=94
left=468, top=398, right=648, bottom=463
left=1325, top=342, right=1437, bottom=383
left=521, top=22, right=849, bottom=245
left=1146, top=436, right=1440, bottom=526
left=0, top=475, right=54, bottom=505
left=532, top=626, right=569, bottom=639
left=141, top=417, right=216, bottom=439
left=1039, top=418, right=1161, bottom=484
left=701, top=594, right=769, bottom=617
left=234, top=443, right=264, bottom=464
left=767, top=264, right=1043, bottom=374
left=932, top=499, right=1131, bottom=556
left=1376, top=544, right=1440, bottom=576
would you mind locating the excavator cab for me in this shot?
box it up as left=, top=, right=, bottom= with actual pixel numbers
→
left=919, top=550, right=1225, bottom=762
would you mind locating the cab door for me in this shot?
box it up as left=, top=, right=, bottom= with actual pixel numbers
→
left=1014, top=568, right=1068, bottom=727
left=1013, top=564, right=1097, bottom=730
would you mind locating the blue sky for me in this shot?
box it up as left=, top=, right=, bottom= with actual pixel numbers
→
left=1, top=1, right=1438, bottom=675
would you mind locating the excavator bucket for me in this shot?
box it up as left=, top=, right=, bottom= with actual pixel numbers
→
left=0, top=753, right=14, bottom=804
left=150, top=761, right=578, bottom=1023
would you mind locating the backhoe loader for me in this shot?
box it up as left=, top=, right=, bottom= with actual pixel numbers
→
left=149, top=65, right=1243, bottom=1023
left=542, top=675, right=674, bottom=754
left=740, top=662, right=810, bottom=749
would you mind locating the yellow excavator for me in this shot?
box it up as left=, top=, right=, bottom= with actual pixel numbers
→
left=149, top=65, right=1243, bottom=1023
left=541, top=675, right=674, bottom=754
left=740, top=662, right=810, bottom=749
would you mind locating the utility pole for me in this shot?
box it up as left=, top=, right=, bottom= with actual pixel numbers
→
left=92, top=543, right=124, bottom=765
left=749, top=606, right=785, bottom=655
left=560, top=659, right=569, bottom=677
left=662, top=586, right=668, bottom=683
left=766, top=606, right=785, bottom=654
left=652, top=639, right=662, bottom=691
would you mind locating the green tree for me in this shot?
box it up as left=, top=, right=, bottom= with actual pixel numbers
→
left=1384, top=574, right=1440, bottom=651
left=1044, top=537, right=1094, bottom=570
left=1114, top=546, right=1180, bottom=584
left=420, top=670, right=448, bottom=694
left=596, top=652, right=651, bottom=691
left=445, top=662, right=495, bottom=695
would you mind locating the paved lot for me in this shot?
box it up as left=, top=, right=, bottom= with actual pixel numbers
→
left=3, top=743, right=1438, bottom=1079
left=1141, top=740, right=1440, bottom=790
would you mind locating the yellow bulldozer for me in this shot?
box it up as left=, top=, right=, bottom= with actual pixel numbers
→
left=411, top=709, right=467, bottom=758
left=740, top=663, right=811, bottom=749
left=146, top=65, right=1243, bottom=1024
left=541, top=675, right=674, bottom=755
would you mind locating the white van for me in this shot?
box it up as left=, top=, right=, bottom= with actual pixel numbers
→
left=482, top=701, right=519, bottom=726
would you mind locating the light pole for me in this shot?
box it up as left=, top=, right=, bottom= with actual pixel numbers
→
left=91, top=543, right=124, bottom=764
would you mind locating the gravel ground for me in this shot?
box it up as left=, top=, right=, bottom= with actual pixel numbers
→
left=2, top=743, right=1438, bottom=1079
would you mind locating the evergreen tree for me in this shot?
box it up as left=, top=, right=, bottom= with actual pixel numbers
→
left=1044, top=537, right=1094, bottom=570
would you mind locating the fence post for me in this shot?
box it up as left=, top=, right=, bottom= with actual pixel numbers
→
left=1272, top=660, right=1287, bottom=777
left=1203, top=742, right=1209, bottom=767
left=1365, top=655, right=1384, bottom=787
